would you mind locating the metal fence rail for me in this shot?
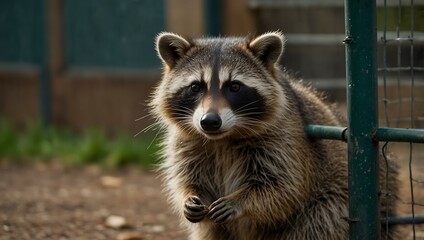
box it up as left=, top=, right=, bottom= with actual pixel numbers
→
left=307, top=125, right=424, bottom=144
left=306, top=0, right=424, bottom=239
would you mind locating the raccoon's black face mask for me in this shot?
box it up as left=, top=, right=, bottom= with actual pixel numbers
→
left=153, top=32, right=287, bottom=140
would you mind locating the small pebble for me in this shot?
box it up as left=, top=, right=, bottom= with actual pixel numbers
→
left=104, top=215, right=129, bottom=229
left=100, top=176, right=123, bottom=188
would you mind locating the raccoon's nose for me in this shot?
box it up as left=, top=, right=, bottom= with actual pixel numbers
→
left=200, top=113, right=222, bottom=132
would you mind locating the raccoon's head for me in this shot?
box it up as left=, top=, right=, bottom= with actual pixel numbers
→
left=152, top=32, right=287, bottom=140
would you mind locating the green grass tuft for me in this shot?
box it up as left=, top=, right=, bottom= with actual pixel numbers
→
left=0, top=119, right=18, bottom=157
left=0, top=118, right=161, bottom=168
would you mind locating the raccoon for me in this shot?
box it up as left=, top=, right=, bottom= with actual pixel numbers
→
left=150, top=32, right=398, bottom=239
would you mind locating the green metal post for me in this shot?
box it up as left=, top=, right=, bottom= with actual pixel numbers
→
left=345, top=0, right=380, bottom=239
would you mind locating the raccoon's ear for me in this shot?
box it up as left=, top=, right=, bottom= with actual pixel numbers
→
left=156, top=32, right=191, bottom=68
left=248, top=32, right=285, bottom=70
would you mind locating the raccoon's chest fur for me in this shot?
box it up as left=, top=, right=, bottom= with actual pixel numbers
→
left=167, top=132, right=299, bottom=203
left=171, top=137, right=256, bottom=201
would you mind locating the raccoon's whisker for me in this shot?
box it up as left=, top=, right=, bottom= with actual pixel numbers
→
left=135, top=113, right=154, bottom=122
left=172, top=110, right=193, bottom=116
left=233, top=100, right=261, bottom=113
left=162, top=105, right=194, bottom=117
left=238, top=122, right=262, bottom=128
left=169, top=110, right=193, bottom=116
left=241, top=116, right=268, bottom=124
left=173, top=118, right=193, bottom=127
left=226, top=110, right=265, bottom=124
left=234, top=108, right=261, bottom=115
left=133, top=129, right=144, bottom=138
left=141, top=123, right=159, bottom=134
left=172, top=116, right=191, bottom=120
left=234, top=107, right=267, bottom=117
left=147, top=126, right=165, bottom=150
left=169, top=112, right=192, bottom=120
left=236, top=112, right=266, bottom=118
left=179, top=122, right=193, bottom=129
left=174, top=110, right=192, bottom=117
left=134, top=122, right=160, bottom=138
left=133, top=123, right=165, bottom=151
left=170, top=112, right=193, bottom=120
left=235, top=114, right=269, bottom=126
left=170, top=105, right=195, bottom=114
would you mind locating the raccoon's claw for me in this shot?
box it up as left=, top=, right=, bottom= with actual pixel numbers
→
left=208, top=198, right=239, bottom=224
left=184, top=196, right=209, bottom=223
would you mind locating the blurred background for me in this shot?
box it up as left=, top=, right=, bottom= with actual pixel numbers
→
left=0, top=0, right=349, bottom=135
left=0, top=0, right=423, bottom=165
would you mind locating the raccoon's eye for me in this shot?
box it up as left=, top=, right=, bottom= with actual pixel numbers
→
left=229, top=82, right=241, bottom=92
left=190, top=83, right=201, bottom=93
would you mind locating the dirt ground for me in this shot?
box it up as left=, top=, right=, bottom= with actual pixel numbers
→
left=1, top=143, right=423, bottom=240
left=0, top=161, right=186, bottom=240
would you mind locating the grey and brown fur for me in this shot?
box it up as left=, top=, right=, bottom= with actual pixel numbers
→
left=150, top=32, right=399, bottom=239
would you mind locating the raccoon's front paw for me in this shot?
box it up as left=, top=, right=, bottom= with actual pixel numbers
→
left=184, top=196, right=209, bottom=223
left=208, top=197, right=240, bottom=224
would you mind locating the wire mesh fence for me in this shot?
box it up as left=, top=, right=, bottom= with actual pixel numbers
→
left=379, top=0, right=424, bottom=239
left=307, top=0, right=424, bottom=239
